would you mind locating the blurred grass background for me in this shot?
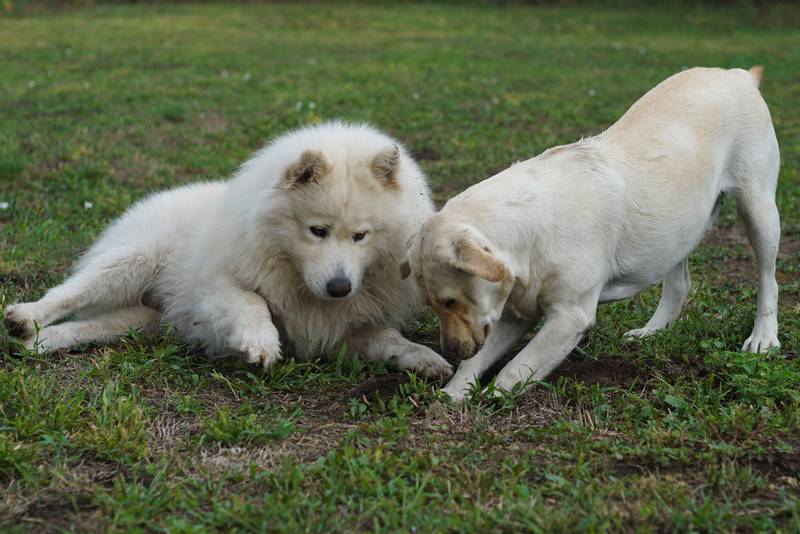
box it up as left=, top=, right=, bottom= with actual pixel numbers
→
left=0, top=2, right=799, bottom=531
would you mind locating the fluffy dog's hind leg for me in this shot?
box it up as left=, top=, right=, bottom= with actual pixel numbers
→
left=23, top=306, right=160, bottom=353
left=5, top=250, right=158, bottom=340
left=625, top=258, right=690, bottom=339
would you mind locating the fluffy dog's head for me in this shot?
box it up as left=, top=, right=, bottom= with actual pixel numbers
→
left=237, top=122, right=430, bottom=302
left=277, top=145, right=402, bottom=300
left=400, top=217, right=514, bottom=360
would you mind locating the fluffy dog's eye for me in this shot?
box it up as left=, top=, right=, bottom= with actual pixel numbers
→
left=443, top=299, right=457, bottom=309
left=310, top=226, right=328, bottom=239
left=352, top=231, right=368, bottom=242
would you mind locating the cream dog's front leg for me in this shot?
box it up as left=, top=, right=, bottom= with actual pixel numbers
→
left=442, top=309, right=536, bottom=403
left=348, top=327, right=453, bottom=382
left=494, top=301, right=597, bottom=395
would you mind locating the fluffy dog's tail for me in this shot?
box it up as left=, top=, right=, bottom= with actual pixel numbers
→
left=748, top=65, right=764, bottom=87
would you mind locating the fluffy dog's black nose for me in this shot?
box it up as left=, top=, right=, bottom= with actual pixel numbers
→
left=326, top=277, right=352, bottom=298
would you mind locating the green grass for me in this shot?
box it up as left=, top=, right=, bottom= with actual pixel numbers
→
left=1, top=2, right=800, bottom=532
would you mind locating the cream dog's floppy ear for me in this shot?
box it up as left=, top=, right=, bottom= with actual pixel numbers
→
left=453, top=236, right=508, bottom=283
left=399, top=233, right=416, bottom=280
left=399, top=254, right=411, bottom=280
left=372, top=145, right=400, bottom=189
left=283, top=150, right=329, bottom=186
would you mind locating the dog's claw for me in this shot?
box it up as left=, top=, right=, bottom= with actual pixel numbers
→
left=235, top=331, right=282, bottom=370
left=241, top=348, right=282, bottom=370
left=624, top=327, right=660, bottom=340
left=440, top=385, right=468, bottom=405
left=741, top=335, right=780, bottom=354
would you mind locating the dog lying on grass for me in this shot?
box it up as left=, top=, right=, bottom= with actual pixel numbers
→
left=400, top=67, right=781, bottom=402
left=5, top=122, right=453, bottom=381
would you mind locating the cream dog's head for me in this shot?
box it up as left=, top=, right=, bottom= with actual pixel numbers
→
left=401, top=217, right=514, bottom=360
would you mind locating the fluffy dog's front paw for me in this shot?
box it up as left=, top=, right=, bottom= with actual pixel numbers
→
left=234, top=332, right=282, bottom=370
left=396, top=344, right=453, bottom=383
left=4, top=304, right=37, bottom=339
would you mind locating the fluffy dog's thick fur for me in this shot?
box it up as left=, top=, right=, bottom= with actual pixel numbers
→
left=5, top=122, right=452, bottom=380
left=401, top=67, right=781, bottom=401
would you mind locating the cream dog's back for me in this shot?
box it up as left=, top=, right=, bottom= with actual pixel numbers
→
left=601, top=67, right=778, bottom=295
left=404, top=67, right=780, bottom=402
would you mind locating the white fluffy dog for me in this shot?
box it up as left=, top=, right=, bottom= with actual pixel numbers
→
left=5, top=122, right=453, bottom=380
left=401, top=67, right=781, bottom=401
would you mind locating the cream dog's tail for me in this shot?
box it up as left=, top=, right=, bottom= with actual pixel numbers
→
left=748, top=65, right=764, bottom=87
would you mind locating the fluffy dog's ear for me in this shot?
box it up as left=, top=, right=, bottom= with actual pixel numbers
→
left=284, top=150, right=329, bottom=186
left=372, top=146, right=400, bottom=189
left=453, top=236, right=508, bottom=283
left=399, top=255, right=411, bottom=280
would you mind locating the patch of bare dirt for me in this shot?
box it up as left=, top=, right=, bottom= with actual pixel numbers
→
left=551, top=357, right=644, bottom=389
left=198, top=420, right=353, bottom=475
left=348, top=355, right=647, bottom=406
left=751, top=450, right=800, bottom=479
left=147, top=414, right=202, bottom=454
left=0, top=460, right=115, bottom=533
left=611, top=460, right=693, bottom=477
left=196, top=392, right=357, bottom=474
left=416, top=387, right=579, bottom=439
left=349, top=372, right=411, bottom=401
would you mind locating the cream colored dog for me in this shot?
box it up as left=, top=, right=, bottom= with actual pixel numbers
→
left=401, top=67, right=781, bottom=402
left=5, top=122, right=452, bottom=381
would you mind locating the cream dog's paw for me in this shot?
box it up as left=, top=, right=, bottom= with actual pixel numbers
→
left=440, top=383, right=469, bottom=404
left=741, top=330, right=780, bottom=354
left=623, top=326, right=660, bottom=340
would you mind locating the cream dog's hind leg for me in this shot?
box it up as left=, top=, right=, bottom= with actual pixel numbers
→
left=625, top=259, right=691, bottom=339
left=24, top=306, right=160, bottom=352
left=737, top=192, right=781, bottom=353
left=732, top=126, right=781, bottom=353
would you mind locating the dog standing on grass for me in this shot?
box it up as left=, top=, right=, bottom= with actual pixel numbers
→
left=401, top=67, right=781, bottom=402
left=5, top=122, right=453, bottom=381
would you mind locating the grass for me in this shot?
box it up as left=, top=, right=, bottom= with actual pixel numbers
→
left=1, top=2, right=799, bottom=531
